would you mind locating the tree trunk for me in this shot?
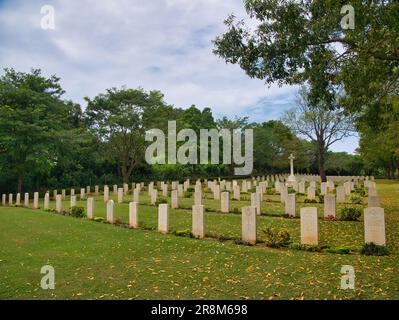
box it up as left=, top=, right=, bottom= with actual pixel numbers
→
left=317, top=144, right=327, bottom=182
left=17, top=173, right=23, bottom=194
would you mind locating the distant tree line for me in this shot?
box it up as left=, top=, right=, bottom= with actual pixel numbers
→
left=0, top=68, right=377, bottom=194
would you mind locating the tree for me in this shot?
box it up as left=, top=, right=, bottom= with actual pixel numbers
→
left=85, top=87, right=170, bottom=183
left=282, top=87, right=354, bottom=181
left=0, top=68, right=69, bottom=192
left=252, top=120, right=312, bottom=174
left=213, top=0, right=399, bottom=110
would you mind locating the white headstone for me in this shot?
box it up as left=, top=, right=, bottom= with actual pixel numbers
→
left=364, top=207, right=386, bottom=245
left=285, top=193, right=296, bottom=217
left=24, top=193, right=29, bottom=207
left=300, top=207, right=318, bottom=245
left=104, top=185, right=109, bottom=202
left=129, top=202, right=139, bottom=228
left=158, top=203, right=169, bottom=234
left=87, top=198, right=94, bottom=219
left=171, top=190, right=179, bottom=209
left=324, top=194, right=336, bottom=218
left=117, top=188, right=124, bottom=204
left=220, top=192, right=230, bottom=213
left=55, top=195, right=62, bottom=213
left=33, top=192, right=39, bottom=209
left=107, top=200, right=114, bottom=223
left=192, top=205, right=205, bottom=239
left=70, top=195, right=76, bottom=207
left=44, top=193, right=49, bottom=210
left=242, top=206, right=257, bottom=245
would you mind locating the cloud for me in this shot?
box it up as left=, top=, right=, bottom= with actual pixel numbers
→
left=0, top=0, right=358, bottom=153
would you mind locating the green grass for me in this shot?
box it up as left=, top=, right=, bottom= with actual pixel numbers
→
left=0, top=180, right=398, bottom=300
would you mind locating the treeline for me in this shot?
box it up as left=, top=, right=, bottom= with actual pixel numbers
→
left=0, top=68, right=385, bottom=193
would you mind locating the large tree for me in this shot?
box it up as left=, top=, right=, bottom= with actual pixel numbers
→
left=214, top=0, right=399, bottom=109
left=282, top=87, right=355, bottom=181
left=0, top=68, right=69, bottom=192
left=85, top=87, right=171, bottom=183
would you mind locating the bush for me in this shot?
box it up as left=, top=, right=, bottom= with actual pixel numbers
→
left=186, top=187, right=195, bottom=192
left=172, top=229, right=194, bottom=238
left=287, top=187, right=295, bottom=194
left=69, top=206, right=85, bottom=218
left=289, top=243, right=325, bottom=252
left=304, top=198, right=317, bottom=203
left=155, top=198, right=168, bottom=206
left=318, top=194, right=324, bottom=204
left=326, top=246, right=351, bottom=254
left=360, top=243, right=389, bottom=256
left=266, top=188, right=276, bottom=195
left=340, top=207, right=362, bottom=221
left=183, top=191, right=193, bottom=198
left=354, top=186, right=367, bottom=197
left=262, top=228, right=291, bottom=248
left=350, top=193, right=363, bottom=204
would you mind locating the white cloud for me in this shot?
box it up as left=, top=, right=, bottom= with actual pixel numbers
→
left=0, top=0, right=358, bottom=153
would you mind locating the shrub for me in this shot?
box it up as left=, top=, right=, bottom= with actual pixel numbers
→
left=350, top=193, right=363, bottom=204
left=360, top=243, right=389, bottom=256
left=113, top=217, right=124, bottom=225
left=155, top=198, right=168, bottom=206
left=289, top=243, right=325, bottom=252
left=183, top=191, right=193, bottom=198
left=287, top=187, right=295, bottom=194
left=326, top=246, right=351, bottom=254
left=266, top=188, right=276, bottom=195
left=318, top=194, right=324, bottom=203
left=186, top=187, right=195, bottom=192
left=340, top=207, right=362, bottom=221
left=262, top=228, right=291, bottom=248
left=69, top=206, right=85, bottom=218
left=304, top=198, right=317, bottom=203
left=354, top=186, right=367, bottom=197
left=232, top=207, right=239, bottom=214
left=172, top=229, right=194, bottom=238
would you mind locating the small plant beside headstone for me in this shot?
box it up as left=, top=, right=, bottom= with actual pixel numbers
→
left=262, top=228, right=291, bottom=248
left=360, top=243, right=389, bottom=256
left=340, top=207, right=362, bottom=221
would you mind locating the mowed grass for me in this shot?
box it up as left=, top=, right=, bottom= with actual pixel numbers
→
left=0, top=180, right=398, bottom=300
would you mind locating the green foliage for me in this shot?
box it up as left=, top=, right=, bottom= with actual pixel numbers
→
left=69, top=206, right=85, bottom=218
left=93, top=216, right=105, bottom=222
left=289, top=243, right=324, bottom=252
left=318, top=194, right=324, bottom=204
left=350, top=193, right=363, bottom=204
left=304, top=198, right=317, bottom=203
left=262, top=228, right=291, bottom=248
left=155, top=198, right=168, bottom=206
left=340, top=207, right=362, bottom=221
left=326, top=247, right=351, bottom=255
left=172, top=229, right=194, bottom=238
left=361, top=243, right=389, bottom=256
left=183, top=191, right=193, bottom=198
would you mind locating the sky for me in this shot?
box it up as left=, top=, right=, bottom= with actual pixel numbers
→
left=0, top=0, right=359, bottom=153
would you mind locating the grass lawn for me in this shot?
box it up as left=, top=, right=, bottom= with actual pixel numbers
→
left=0, top=180, right=398, bottom=300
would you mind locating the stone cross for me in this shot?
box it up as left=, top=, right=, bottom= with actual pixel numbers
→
left=289, top=154, right=295, bottom=176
